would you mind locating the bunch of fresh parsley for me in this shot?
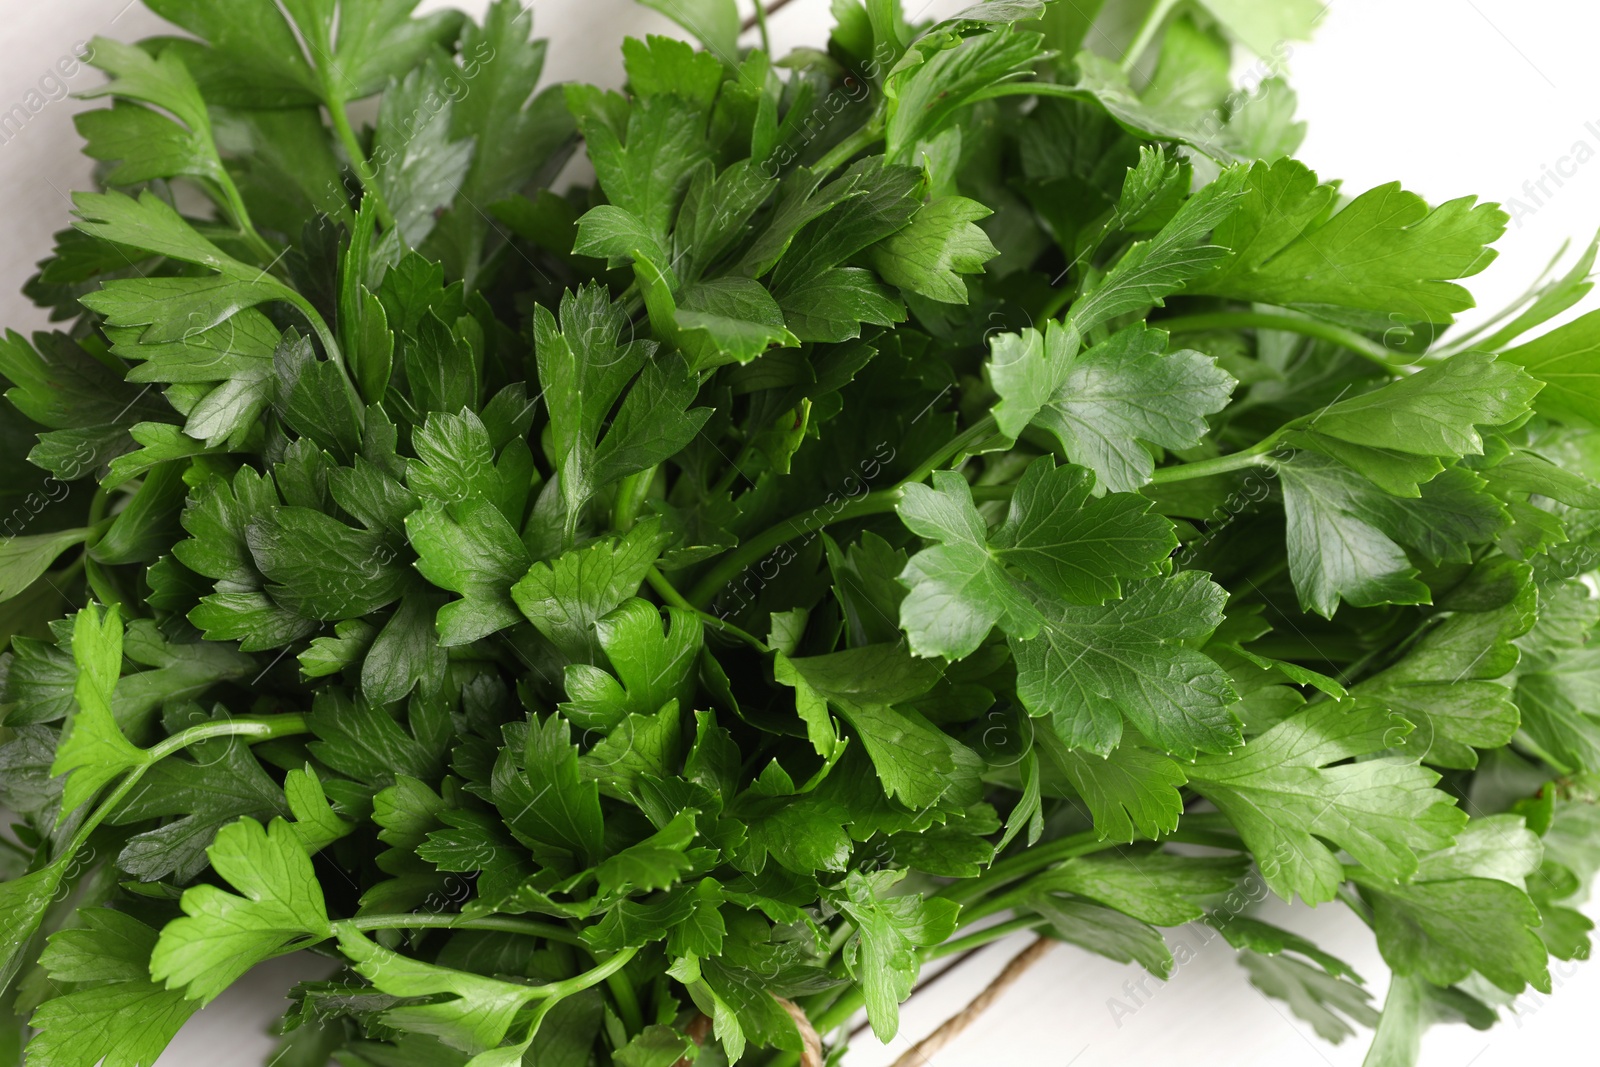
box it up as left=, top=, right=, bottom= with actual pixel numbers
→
left=2, top=0, right=1600, bottom=1064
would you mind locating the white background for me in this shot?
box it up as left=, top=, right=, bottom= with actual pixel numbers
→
left=1, top=1, right=1597, bottom=1065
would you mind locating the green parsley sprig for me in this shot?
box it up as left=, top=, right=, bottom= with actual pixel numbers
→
left=3, top=1, right=1600, bottom=1065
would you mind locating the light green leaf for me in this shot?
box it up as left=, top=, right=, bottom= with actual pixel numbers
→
left=52, top=603, right=145, bottom=815
left=27, top=910, right=200, bottom=1067
left=1352, top=815, right=1551, bottom=995
left=1188, top=702, right=1466, bottom=904
left=868, top=196, right=998, bottom=305
left=1186, top=158, right=1508, bottom=325
left=1033, top=324, right=1235, bottom=493
left=1305, top=352, right=1540, bottom=458
left=896, top=458, right=1174, bottom=659
left=0, top=528, right=91, bottom=604
left=834, top=870, right=960, bottom=1041
left=408, top=497, right=530, bottom=645
left=337, top=925, right=543, bottom=1054
left=1193, top=0, right=1324, bottom=56
left=1501, top=307, right=1600, bottom=427
left=635, top=0, right=740, bottom=58
left=512, top=518, right=670, bottom=662
left=561, top=599, right=703, bottom=732
left=151, top=817, right=333, bottom=1003
left=1036, top=850, right=1246, bottom=926
left=1012, top=572, right=1240, bottom=757
left=780, top=644, right=954, bottom=807
left=1041, top=735, right=1188, bottom=842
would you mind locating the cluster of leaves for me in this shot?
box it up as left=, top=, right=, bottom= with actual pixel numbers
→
left=3, top=0, right=1600, bottom=1065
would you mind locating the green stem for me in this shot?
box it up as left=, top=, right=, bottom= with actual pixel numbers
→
left=334, top=921, right=637, bottom=1002
left=647, top=567, right=769, bottom=652
left=905, top=415, right=999, bottom=487
left=710, top=443, right=757, bottom=497
left=87, top=486, right=112, bottom=527
left=520, top=945, right=639, bottom=1001
left=281, top=290, right=362, bottom=408
left=332, top=907, right=645, bottom=1030
left=606, top=968, right=646, bottom=1037
left=212, top=176, right=278, bottom=265
left=687, top=488, right=901, bottom=610
left=1337, top=883, right=1375, bottom=928
left=931, top=916, right=1049, bottom=960
left=346, top=913, right=587, bottom=948
left=64, top=714, right=310, bottom=858
left=935, top=830, right=1107, bottom=908
left=814, top=119, right=884, bottom=174
left=611, top=467, right=656, bottom=533
left=1039, top=283, right=1077, bottom=323
left=753, top=0, right=772, bottom=53
left=1159, top=827, right=1248, bottom=852
left=1159, top=311, right=1409, bottom=373
left=325, top=93, right=396, bottom=232
left=686, top=416, right=1002, bottom=610
left=1121, top=0, right=1181, bottom=72
left=285, top=293, right=347, bottom=368
left=1146, top=434, right=1281, bottom=485
left=81, top=495, right=123, bottom=609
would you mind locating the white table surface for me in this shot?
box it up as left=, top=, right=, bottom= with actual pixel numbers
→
left=2, top=2, right=1596, bottom=1065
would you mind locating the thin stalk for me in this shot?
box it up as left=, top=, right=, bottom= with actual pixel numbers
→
left=346, top=913, right=587, bottom=948
left=1159, top=311, right=1409, bottom=373
left=752, top=0, right=772, bottom=53
left=1158, top=827, right=1248, bottom=852
left=904, top=415, right=1000, bottom=486
left=930, top=916, right=1049, bottom=960
left=741, top=0, right=798, bottom=33
left=1337, top=883, right=1375, bottom=928
left=606, top=969, right=646, bottom=1037
left=814, top=120, right=884, bottom=174
left=611, top=467, right=656, bottom=532
left=1146, top=434, right=1281, bottom=485
left=685, top=416, right=1004, bottom=610
left=710, top=442, right=757, bottom=496
left=64, top=714, right=310, bottom=858
left=934, top=830, right=1106, bottom=908
left=1120, top=0, right=1181, bottom=72
left=81, top=497, right=123, bottom=610
left=686, top=488, right=901, bottom=609
left=517, top=945, right=639, bottom=1001
left=334, top=920, right=637, bottom=1002
left=281, top=290, right=361, bottom=403
left=646, top=566, right=770, bottom=652
left=212, top=176, right=278, bottom=265
left=325, top=93, right=396, bottom=232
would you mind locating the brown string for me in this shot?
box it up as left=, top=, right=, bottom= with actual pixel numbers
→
left=670, top=939, right=1049, bottom=1067
left=741, top=0, right=800, bottom=33
left=778, top=995, right=825, bottom=1067
left=886, top=937, right=1056, bottom=1067
left=672, top=996, right=820, bottom=1067
left=849, top=945, right=985, bottom=1041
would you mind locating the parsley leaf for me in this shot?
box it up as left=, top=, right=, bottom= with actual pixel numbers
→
left=1187, top=159, right=1508, bottom=325
left=28, top=910, right=200, bottom=1067
left=1188, top=702, right=1466, bottom=904
left=1012, top=572, right=1241, bottom=757
left=151, top=816, right=334, bottom=1003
